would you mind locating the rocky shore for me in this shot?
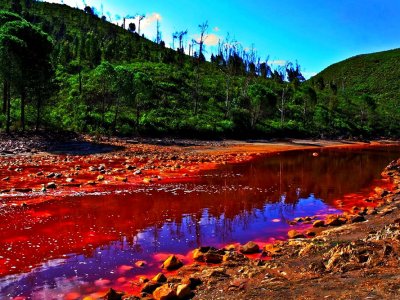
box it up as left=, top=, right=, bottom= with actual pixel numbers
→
left=102, top=158, right=400, bottom=300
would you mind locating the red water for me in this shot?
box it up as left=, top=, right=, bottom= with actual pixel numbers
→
left=0, top=146, right=399, bottom=299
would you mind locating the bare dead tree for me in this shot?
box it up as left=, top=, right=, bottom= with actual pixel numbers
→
left=156, top=19, right=162, bottom=44
left=197, top=21, right=209, bottom=60
left=136, top=14, right=145, bottom=35
left=177, top=30, right=188, bottom=52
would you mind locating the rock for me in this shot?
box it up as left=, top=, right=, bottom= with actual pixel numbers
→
left=240, top=241, right=260, bottom=254
left=287, top=230, right=306, bottom=239
left=14, top=188, right=32, bottom=193
left=141, top=281, right=162, bottom=294
left=204, top=251, right=223, bottom=264
left=135, top=260, right=147, bottom=268
left=350, top=215, right=366, bottom=223
left=46, top=172, right=55, bottom=178
left=66, top=178, right=74, bottom=183
left=1, top=176, right=10, bottom=181
left=181, top=277, right=202, bottom=289
left=192, top=248, right=205, bottom=262
left=225, top=244, right=236, bottom=251
left=223, top=251, right=249, bottom=263
left=134, top=170, right=142, bottom=175
left=161, top=255, right=183, bottom=270
left=126, top=165, right=136, bottom=170
left=374, top=187, right=389, bottom=197
left=139, top=276, right=149, bottom=284
left=101, top=288, right=124, bottom=300
left=97, top=175, right=105, bottom=181
left=153, top=284, right=177, bottom=300
left=313, top=220, right=325, bottom=227
left=325, top=215, right=347, bottom=226
left=152, top=273, right=167, bottom=283
left=305, top=230, right=317, bottom=237
left=262, top=244, right=282, bottom=257
left=176, top=284, right=192, bottom=299
left=46, top=182, right=57, bottom=189
left=114, top=176, right=127, bottom=182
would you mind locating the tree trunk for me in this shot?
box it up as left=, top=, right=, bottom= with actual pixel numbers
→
left=36, top=95, right=41, bottom=132
left=2, top=81, right=7, bottom=114
left=6, top=81, right=10, bottom=134
left=20, top=89, right=26, bottom=131
left=113, top=98, right=119, bottom=134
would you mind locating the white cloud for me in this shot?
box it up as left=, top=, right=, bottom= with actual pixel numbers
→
left=194, top=33, right=221, bottom=46
left=269, top=60, right=287, bottom=66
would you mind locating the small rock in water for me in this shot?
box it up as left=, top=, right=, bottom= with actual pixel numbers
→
left=101, top=288, right=125, bottom=300
left=161, top=255, right=183, bottom=270
left=46, top=182, right=57, bottom=189
left=135, top=260, right=147, bottom=268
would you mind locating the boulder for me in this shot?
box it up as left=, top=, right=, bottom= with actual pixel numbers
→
left=141, top=281, right=162, bottom=294
left=152, top=273, right=167, bottom=283
left=101, top=288, right=124, bottom=300
left=161, top=255, right=183, bottom=270
left=176, top=284, right=192, bottom=299
left=181, top=277, right=202, bottom=289
left=287, top=230, right=306, bottom=239
left=239, top=241, right=260, bottom=254
left=313, top=220, right=325, bottom=228
left=153, top=284, right=177, bottom=300
left=204, top=251, right=223, bottom=264
left=350, top=215, right=366, bottom=223
left=325, top=215, right=347, bottom=226
left=192, top=248, right=205, bottom=262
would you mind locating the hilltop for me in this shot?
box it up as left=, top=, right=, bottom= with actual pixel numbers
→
left=312, top=48, right=400, bottom=104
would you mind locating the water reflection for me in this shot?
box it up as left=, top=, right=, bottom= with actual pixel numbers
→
left=0, top=146, right=399, bottom=298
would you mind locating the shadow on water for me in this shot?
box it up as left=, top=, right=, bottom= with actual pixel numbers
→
left=45, top=141, right=123, bottom=155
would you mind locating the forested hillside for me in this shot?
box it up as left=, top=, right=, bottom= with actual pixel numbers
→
left=0, top=0, right=399, bottom=138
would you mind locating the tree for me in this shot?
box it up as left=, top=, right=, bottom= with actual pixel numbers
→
left=128, top=22, right=136, bottom=33
left=84, top=6, right=94, bottom=16
left=11, top=0, right=22, bottom=15
left=197, top=21, right=208, bottom=61
left=136, top=14, right=145, bottom=35
left=0, top=12, right=53, bottom=132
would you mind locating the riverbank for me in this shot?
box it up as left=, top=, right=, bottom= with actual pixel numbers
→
left=1, top=135, right=400, bottom=299
left=107, top=157, right=400, bottom=300
left=3, top=135, right=395, bottom=205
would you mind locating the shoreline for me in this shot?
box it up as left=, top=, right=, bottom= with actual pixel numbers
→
left=1, top=136, right=400, bottom=299
left=105, top=156, right=400, bottom=300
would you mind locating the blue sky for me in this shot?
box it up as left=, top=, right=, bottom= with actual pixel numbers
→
left=45, top=0, right=400, bottom=78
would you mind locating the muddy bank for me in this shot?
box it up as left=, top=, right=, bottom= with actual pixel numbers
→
left=106, top=157, right=400, bottom=300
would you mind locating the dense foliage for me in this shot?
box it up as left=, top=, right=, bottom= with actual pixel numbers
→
left=0, top=0, right=399, bottom=138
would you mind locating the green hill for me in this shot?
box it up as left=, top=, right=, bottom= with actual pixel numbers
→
left=0, top=0, right=399, bottom=138
left=311, top=48, right=400, bottom=103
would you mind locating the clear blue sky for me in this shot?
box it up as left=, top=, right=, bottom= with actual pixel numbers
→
left=46, top=0, right=400, bottom=78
